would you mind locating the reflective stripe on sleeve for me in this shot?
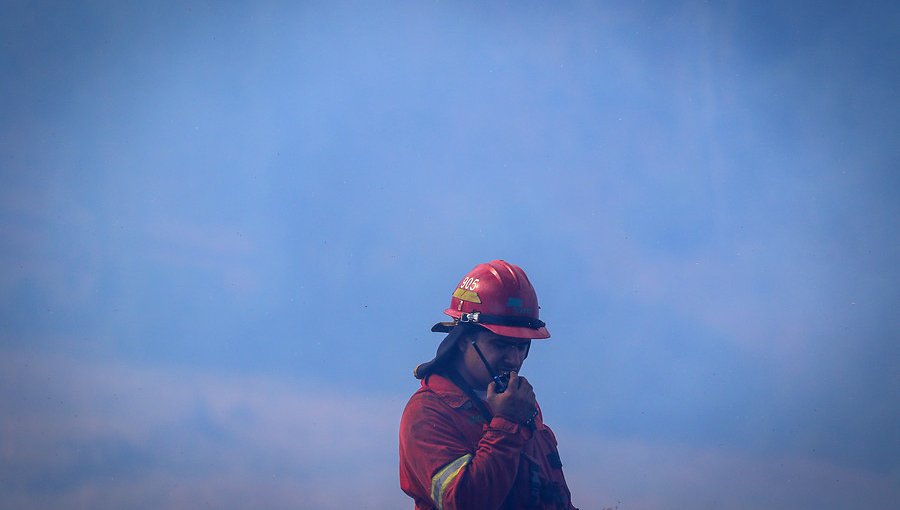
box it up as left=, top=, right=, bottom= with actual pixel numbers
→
left=430, top=453, right=473, bottom=510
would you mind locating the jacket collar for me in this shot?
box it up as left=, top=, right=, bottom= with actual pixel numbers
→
left=422, top=373, right=473, bottom=409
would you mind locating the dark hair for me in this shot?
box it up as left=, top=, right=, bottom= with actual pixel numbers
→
left=433, top=324, right=483, bottom=372
left=414, top=324, right=490, bottom=379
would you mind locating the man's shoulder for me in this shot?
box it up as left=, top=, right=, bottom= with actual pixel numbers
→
left=400, top=375, right=488, bottom=443
left=403, top=374, right=470, bottom=415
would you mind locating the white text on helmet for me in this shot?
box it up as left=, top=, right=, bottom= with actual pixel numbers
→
left=459, top=277, right=480, bottom=291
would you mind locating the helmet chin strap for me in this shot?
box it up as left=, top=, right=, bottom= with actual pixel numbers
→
left=470, top=339, right=509, bottom=393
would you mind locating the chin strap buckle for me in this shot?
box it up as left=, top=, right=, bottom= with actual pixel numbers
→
left=459, top=312, right=481, bottom=323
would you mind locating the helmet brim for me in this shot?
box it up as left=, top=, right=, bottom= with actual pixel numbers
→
left=481, top=322, right=550, bottom=339
left=443, top=308, right=551, bottom=340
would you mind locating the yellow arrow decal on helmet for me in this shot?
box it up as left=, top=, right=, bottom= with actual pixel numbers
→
left=452, top=288, right=482, bottom=304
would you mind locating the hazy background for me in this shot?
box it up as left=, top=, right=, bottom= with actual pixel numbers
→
left=2, top=1, right=898, bottom=509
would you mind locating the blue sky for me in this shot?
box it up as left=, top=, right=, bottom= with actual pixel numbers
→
left=2, top=1, right=898, bottom=509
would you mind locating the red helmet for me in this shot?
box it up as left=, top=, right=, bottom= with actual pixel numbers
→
left=442, top=259, right=550, bottom=339
left=414, top=260, right=550, bottom=379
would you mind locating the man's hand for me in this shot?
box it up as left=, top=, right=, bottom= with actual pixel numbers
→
left=486, top=371, right=537, bottom=424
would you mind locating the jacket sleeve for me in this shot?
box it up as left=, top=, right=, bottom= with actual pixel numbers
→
left=399, top=393, right=532, bottom=510
left=542, top=424, right=580, bottom=510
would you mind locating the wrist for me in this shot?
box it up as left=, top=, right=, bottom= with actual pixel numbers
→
left=495, top=408, right=538, bottom=426
left=522, top=408, right=539, bottom=427
left=488, top=415, right=534, bottom=440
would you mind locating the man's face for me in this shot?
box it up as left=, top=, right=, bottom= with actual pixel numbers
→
left=457, top=328, right=532, bottom=390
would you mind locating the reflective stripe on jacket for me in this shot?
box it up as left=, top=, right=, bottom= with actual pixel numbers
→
left=399, top=373, right=577, bottom=510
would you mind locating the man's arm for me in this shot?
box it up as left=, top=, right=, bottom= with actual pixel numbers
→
left=401, top=373, right=541, bottom=510
left=399, top=395, right=532, bottom=510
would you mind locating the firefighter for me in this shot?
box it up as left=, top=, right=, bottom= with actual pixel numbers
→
left=399, top=260, right=578, bottom=510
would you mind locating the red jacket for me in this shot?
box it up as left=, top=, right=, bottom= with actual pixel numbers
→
left=399, top=373, right=577, bottom=510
